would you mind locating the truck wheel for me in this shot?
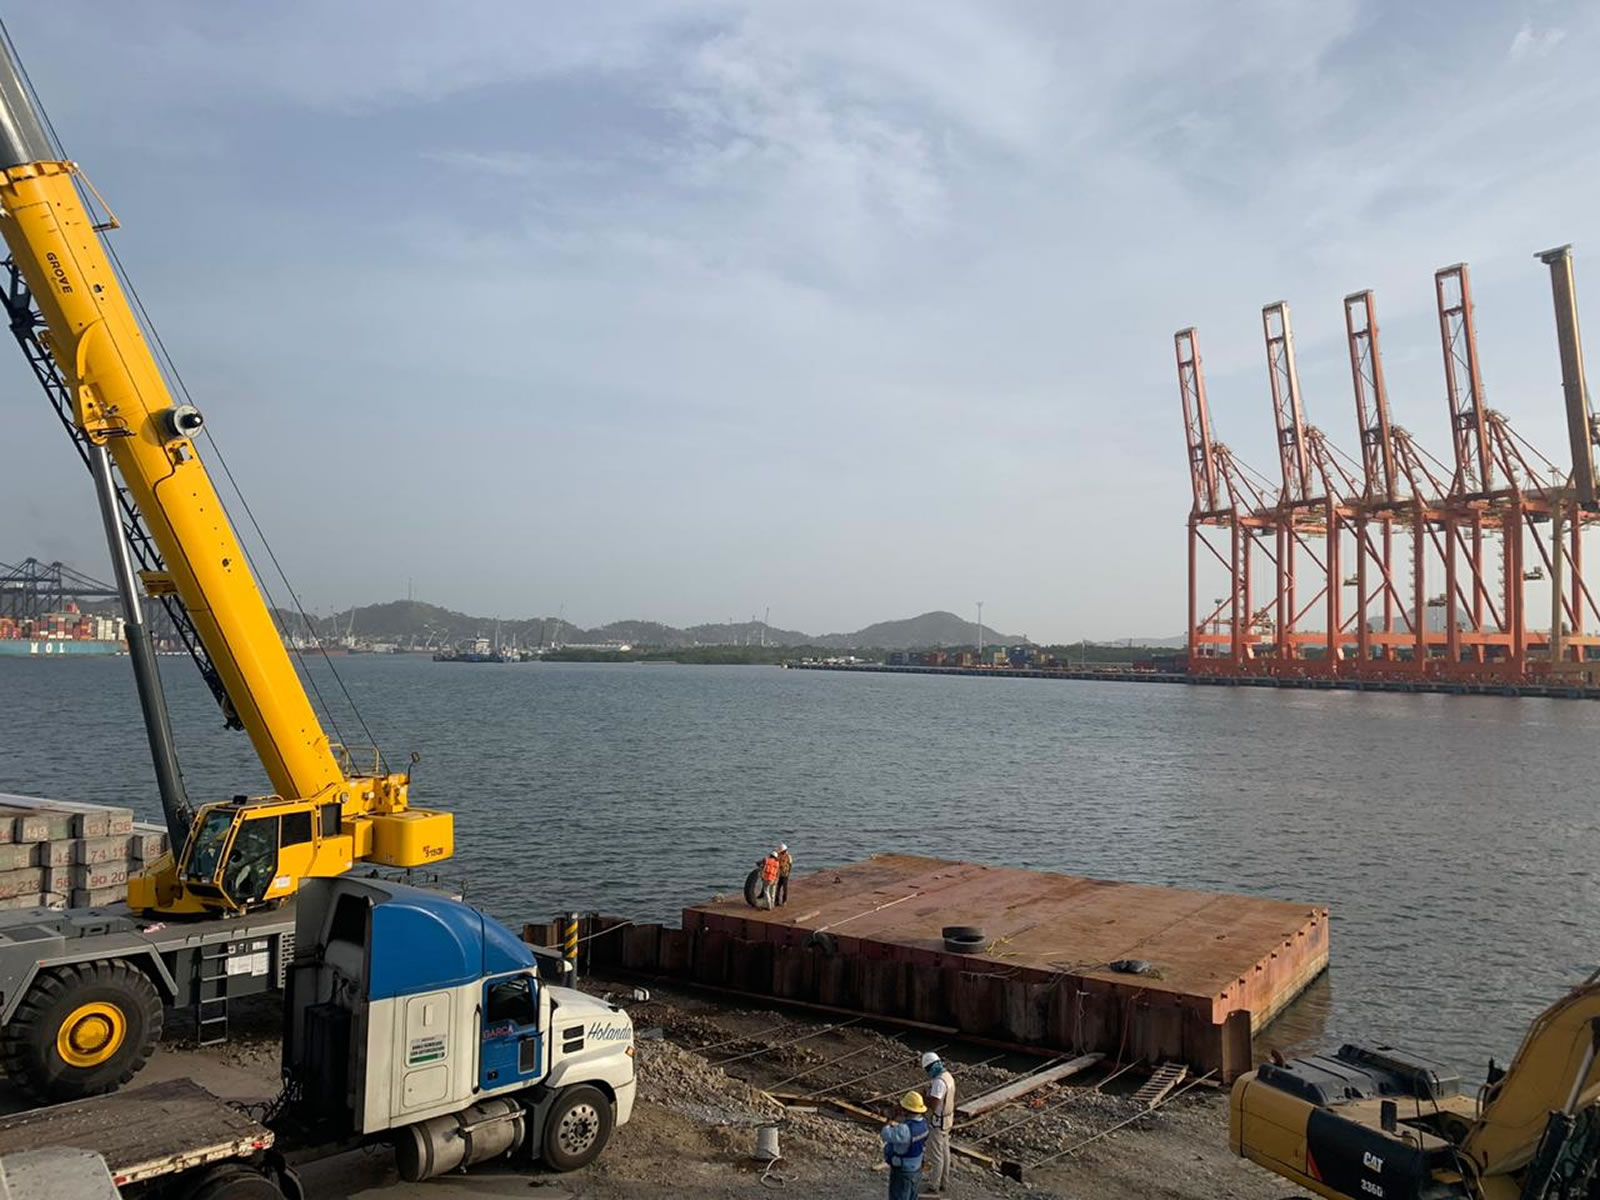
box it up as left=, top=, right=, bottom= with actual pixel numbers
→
left=1, top=961, right=163, bottom=1101
left=541, top=1084, right=614, bottom=1171
left=184, top=1165, right=285, bottom=1200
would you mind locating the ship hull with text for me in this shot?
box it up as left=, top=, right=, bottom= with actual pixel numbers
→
left=0, top=637, right=124, bottom=656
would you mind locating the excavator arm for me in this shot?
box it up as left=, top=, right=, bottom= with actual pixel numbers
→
left=1463, top=979, right=1600, bottom=1198
left=0, top=38, right=451, bottom=914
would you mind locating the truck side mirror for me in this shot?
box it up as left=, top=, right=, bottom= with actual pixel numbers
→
left=1380, top=1100, right=1397, bottom=1133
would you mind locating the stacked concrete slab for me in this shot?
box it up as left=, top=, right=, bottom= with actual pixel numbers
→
left=0, top=794, right=170, bottom=911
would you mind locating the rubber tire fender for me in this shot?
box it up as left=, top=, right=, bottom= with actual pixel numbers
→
left=1, top=959, right=163, bottom=1102
left=743, top=867, right=763, bottom=908
left=941, top=925, right=984, bottom=942
left=806, top=931, right=838, bottom=957
left=942, top=925, right=986, bottom=953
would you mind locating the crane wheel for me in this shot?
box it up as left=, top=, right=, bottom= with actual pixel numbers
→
left=1, top=961, right=163, bottom=1102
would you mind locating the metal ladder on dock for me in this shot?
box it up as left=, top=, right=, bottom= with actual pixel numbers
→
left=1132, top=1062, right=1188, bottom=1108
left=196, top=943, right=230, bottom=1046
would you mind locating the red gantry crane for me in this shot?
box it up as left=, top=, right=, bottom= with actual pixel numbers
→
left=1179, top=248, right=1600, bottom=691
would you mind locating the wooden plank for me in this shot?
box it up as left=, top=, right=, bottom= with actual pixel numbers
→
left=1131, top=1061, right=1188, bottom=1108
left=955, top=1053, right=1103, bottom=1119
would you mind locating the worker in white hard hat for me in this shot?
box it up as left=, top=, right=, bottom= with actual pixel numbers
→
left=879, top=1090, right=929, bottom=1200
left=920, top=1050, right=956, bottom=1195
left=775, top=843, right=793, bottom=906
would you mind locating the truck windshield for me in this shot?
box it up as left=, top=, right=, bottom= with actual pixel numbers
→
left=185, top=810, right=235, bottom=880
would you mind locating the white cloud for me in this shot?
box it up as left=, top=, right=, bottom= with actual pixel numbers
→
left=7, top=2, right=1600, bottom=638
left=1510, top=23, right=1567, bottom=61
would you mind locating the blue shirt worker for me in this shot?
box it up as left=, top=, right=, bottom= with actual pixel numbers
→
left=880, top=1091, right=930, bottom=1200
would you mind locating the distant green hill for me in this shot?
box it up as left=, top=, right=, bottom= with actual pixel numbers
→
left=277, top=602, right=1024, bottom=651
left=813, top=610, right=1022, bottom=651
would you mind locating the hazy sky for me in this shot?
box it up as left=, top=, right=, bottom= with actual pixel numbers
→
left=1, top=2, right=1596, bottom=641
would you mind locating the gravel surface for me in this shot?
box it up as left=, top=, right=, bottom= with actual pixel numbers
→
left=0, top=981, right=1309, bottom=1199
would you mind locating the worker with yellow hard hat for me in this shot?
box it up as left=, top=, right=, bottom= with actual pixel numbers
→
left=879, top=1090, right=930, bottom=1200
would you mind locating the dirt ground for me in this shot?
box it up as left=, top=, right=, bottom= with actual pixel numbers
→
left=7, top=985, right=1310, bottom=1199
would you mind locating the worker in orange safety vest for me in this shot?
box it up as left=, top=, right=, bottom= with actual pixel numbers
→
left=759, top=849, right=780, bottom=909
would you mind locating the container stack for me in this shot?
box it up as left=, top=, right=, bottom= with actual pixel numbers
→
left=0, top=793, right=171, bottom=910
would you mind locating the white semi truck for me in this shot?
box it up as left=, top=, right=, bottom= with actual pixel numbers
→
left=0, top=876, right=636, bottom=1199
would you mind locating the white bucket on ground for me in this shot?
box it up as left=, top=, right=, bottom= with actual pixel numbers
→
left=755, top=1124, right=781, bottom=1161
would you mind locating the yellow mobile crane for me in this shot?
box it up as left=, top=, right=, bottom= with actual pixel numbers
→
left=0, top=44, right=453, bottom=917
left=1231, top=976, right=1600, bottom=1198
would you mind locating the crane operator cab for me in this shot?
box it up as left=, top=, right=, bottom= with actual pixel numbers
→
left=129, top=780, right=454, bottom=916
left=130, top=800, right=331, bottom=914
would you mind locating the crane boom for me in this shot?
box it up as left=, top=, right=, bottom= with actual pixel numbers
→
left=1538, top=244, right=1599, bottom=506
left=0, top=36, right=450, bottom=914
left=0, top=114, right=335, bottom=802
left=1262, top=301, right=1314, bottom=505
left=1343, top=290, right=1397, bottom=504
left=1435, top=263, right=1495, bottom=497
left=1175, top=327, right=1222, bottom=515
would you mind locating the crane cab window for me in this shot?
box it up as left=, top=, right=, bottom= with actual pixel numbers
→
left=224, top=815, right=280, bottom=905
left=185, top=810, right=235, bottom=879
left=282, top=809, right=313, bottom=848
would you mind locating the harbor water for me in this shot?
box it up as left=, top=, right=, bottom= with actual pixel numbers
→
left=0, top=654, right=1592, bottom=1075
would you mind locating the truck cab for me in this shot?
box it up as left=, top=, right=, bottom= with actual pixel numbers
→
left=282, top=877, right=634, bottom=1178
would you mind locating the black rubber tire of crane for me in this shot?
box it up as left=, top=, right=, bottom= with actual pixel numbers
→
left=0, top=960, right=163, bottom=1102
left=541, top=1083, right=615, bottom=1171
left=183, top=1165, right=286, bottom=1200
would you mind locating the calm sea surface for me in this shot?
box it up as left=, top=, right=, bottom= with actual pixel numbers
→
left=1, top=654, right=1593, bottom=1075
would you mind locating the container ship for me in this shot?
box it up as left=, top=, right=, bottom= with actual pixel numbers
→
left=0, top=606, right=125, bottom=656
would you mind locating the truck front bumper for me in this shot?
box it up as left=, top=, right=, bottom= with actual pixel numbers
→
left=614, top=1075, right=636, bottom=1128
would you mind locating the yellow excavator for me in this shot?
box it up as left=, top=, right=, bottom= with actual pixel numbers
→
left=0, top=36, right=453, bottom=916
left=1231, top=975, right=1600, bottom=1198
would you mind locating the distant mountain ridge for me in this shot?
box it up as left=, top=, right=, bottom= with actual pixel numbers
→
left=281, top=603, right=1024, bottom=651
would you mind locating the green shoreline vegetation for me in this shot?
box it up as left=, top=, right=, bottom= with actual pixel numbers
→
left=540, top=642, right=1179, bottom=666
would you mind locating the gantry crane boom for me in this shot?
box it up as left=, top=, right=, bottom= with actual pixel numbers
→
left=1538, top=244, right=1600, bottom=507
left=0, top=37, right=451, bottom=915
left=1436, top=263, right=1495, bottom=497
left=1344, top=290, right=1397, bottom=504
left=1262, top=301, right=1315, bottom=505
left=1176, top=326, right=1223, bottom=515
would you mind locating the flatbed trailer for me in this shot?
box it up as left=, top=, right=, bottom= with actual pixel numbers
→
left=0, top=903, right=295, bottom=1101
left=0, top=1078, right=285, bottom=1199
